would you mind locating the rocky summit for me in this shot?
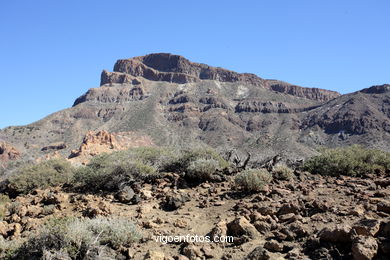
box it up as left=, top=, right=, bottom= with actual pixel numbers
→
left=0, top=53, right=389, bottom=165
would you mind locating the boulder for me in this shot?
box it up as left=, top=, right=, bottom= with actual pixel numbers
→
left=318, top=224, right=352, bottom=243
left=244, top=246, right=271, bottom=260
left=227, top=217, right=259, bottom=239
left=264, top=240, right=284, bottom=252
left=351, top=236, right=378, bottom=260
left=353, top=219, right=381, bottom=237
left=377, top=200, right=390, bottom=214
left=144, top=250, right=165, bottom=260
left=182, top=245, right=202, bottom=259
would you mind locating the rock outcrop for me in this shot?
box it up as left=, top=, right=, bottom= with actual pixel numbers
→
left=235, top=99, right=319, bottom=113
left=68, top=130, right=154, bottom=164
left=101, top=53, right=340, bottom=102
left=265, top=80, right=340, bottom=102
left=0, top=141, right=20, bottom=164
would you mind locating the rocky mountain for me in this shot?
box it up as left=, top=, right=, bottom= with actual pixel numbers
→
left=0, top=53, right=389, bottom=165
left=101, top=53, right=340, bottom=102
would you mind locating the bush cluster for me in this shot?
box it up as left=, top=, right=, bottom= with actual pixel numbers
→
left=304, top=145, right=390, bottom=177
left=272, top=164, right=294, bottom=180
left=234, top=168, right=272, bottom=192
left=4, top=146, right=230, bottom=194
left=0, top=194, right=10, bottom=220
left=169, top=147, right=230, bottom=172
left=186, top=158, right=220, bottom=181
left=73, top=157, right=158, bottom=192
left=73, top=146, right=230, bottom=191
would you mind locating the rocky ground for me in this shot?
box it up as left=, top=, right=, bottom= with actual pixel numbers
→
left=1, top=170, right=389, bottom=260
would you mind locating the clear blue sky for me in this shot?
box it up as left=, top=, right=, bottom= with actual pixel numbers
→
left=1, top=0, right=389, bottom=128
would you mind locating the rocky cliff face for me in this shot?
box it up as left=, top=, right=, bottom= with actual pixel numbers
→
left=101, top=53, right=340, bottom=102
left=0, top=141, right=20, bottom=165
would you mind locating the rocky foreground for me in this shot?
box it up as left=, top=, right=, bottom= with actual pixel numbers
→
left=1, top=170, right=389, bottom=260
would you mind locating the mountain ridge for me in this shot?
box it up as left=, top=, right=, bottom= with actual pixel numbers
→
left=101, top=53, right=340, bottom=102
left=0, top=53, right=389, bottom=166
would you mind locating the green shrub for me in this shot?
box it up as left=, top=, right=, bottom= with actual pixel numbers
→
left=235, top=169, right=272, bottom=192
left=15, top=216, right=141, bottom=259
left=168, top=147, right=230, bottom=172
left=186, top=158, right=220, bottom=182
left=7, top=158, right=74, bottom=195
left=72, top=152, right=158, bottom=191
left=0, top=194, right=10, bottom=220
left=304, top=145, right=390, bottom=177
left=273, top=164, right=294, bottom=180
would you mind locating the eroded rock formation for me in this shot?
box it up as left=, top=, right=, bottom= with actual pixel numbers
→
left=0, top=141, right=20, bottom=164
left=101, top=53, right=340, bottom=102
left=68, top=130, right=154, bottom=164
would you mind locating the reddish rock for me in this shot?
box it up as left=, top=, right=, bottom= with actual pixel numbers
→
left=0, top=141, right=20, bottom=163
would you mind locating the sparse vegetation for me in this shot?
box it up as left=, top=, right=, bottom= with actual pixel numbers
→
left=72, top=146, right=230, bottom=191
left=304, top=145, right=390, bottom=177
left=14, top=216, right=141, bottom=259
left=235, top=168, right=272, bottom=192
left=7, top=158, right=74, bottom=195
left=273, top=164, right=294, bottom=180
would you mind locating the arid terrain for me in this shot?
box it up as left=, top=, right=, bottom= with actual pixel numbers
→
left=0, top=160, right=389, bottom=259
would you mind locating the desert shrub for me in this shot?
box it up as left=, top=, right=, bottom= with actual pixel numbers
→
left=0, top=236, right=22, bottom=260
left=42, top=205, right=56, bottom=216
left=15, top=216, right=141, bottom=259
left=304, top=145, right=390, bottom=177
left=7, top=158, right=74, bottom=195
left=235, top=169, right=272, bottom=192
left=167, top=147, right=230, bottom=173
left=72, top=152, right=158, bottom=192
left=273, top=164, right=294, bottom=180
left=186, top=158, right=220, bottom=182
left=0, top=194, right=10, bottom=220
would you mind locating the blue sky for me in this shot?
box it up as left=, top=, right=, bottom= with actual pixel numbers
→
left=0, top=0, right=389, bottom=128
